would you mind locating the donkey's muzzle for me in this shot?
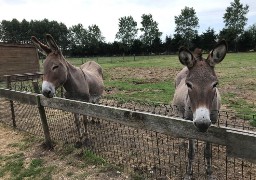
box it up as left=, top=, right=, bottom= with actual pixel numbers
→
left=193, top=107, right=211, bottom=132
left=194, top=121, right=211, bottom=132
left=42, top=90, right=54, bottom=98
left=42, top=81, right=55, bottom=98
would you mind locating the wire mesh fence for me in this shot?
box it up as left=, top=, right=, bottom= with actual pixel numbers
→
left=1, top=73, right=256, bottom=179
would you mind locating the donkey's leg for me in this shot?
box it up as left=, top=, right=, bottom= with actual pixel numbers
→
left=187, top=139, right=195, bottom=177
left=205, top=141, right=212, bottom=175
left=73, top=113, right=83, bottom=147
left=82, top=115, right=90, bottom=146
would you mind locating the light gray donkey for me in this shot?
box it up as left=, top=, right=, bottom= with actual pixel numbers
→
left=172, top=40, right=227, bottom=178
left=31, top=34, right=104, bottom=147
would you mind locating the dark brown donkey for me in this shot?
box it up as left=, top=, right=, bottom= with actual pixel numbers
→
left=31, top=34, right=104, bottom=146
left=172, top=40, right=227, bottom=178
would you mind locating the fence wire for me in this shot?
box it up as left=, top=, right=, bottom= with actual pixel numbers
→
left=1, top=74, right=256, bottom=179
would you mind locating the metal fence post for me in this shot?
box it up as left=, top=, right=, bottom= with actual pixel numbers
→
left=5, top=75, right=16, bottom=128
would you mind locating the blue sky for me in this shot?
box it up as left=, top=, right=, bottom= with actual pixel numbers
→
left=0, top=0, right=255, bottom=42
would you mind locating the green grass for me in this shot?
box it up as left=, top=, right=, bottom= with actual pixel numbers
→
left=82, top=149, right=106, bottom=167
left=0, top=134, right=55, bottom=180
left=0, top=153, right=54, bottom=180
left=106, top=80, right=175, bottom=103
left=7, top=136, right=38, bottom=150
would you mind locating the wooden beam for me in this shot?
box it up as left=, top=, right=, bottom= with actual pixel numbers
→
left=39, top=95, right=226, bottom=145
left=1, top=88, right=256, bottom=163
left=227, top=129, right=256, bottom=163
left=0, top=89, right=37, bottom=105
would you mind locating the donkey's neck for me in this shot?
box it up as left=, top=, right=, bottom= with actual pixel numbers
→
left=62, top=60, right=89, bottom=101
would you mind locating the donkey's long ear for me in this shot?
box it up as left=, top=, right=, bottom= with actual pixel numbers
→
left=179, top=47, right=195, bottom=68
left=46, top=34, right=59, bottom=51
left=207, top=40, right=227, bottom=66
left=31, top=36, right=51, bottom=55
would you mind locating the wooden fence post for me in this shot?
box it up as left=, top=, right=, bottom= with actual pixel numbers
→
left=35, top=94, right=53, bottom=149
left=32, top=81, right=52, bottom=149
left=4, top=75, right=16, bottom=128
left=32, top=81, right=40, bottom=94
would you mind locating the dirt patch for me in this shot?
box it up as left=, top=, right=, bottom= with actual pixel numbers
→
left=107, top=67, right=179, bottom=82
left=0, top=123, right=128, bottom=180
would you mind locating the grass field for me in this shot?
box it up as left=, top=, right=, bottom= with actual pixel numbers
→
left=67, top=53, right=256, bottom=124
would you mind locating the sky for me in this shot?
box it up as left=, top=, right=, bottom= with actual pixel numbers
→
left=0, top=0, right=255, bottom=42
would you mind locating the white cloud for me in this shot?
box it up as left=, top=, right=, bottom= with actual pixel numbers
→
left=0, top=0, right=255, bottom=42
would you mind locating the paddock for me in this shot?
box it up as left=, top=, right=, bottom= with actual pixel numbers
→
left=0, top=73, right=256, bottom=179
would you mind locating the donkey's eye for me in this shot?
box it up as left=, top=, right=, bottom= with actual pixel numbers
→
left=186, top=82, right=193, bottom=89
left=213, top=82, right=218, bottom=88
left=52, top=65, right=59, bottom=70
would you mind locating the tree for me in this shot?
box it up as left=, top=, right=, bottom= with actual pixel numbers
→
left=223, top=0, right=249, bottom=51
left=164, top=35, right=172, bottom=54
left=68, top=24, right=88, bottom=56
left=219, top=28, right=237, bottom=51
left=248, top=24, right=256, bottom=50
left=116, top=16, right=138, bottom=48
left=238, top=24, right=256, bottom=51
left=200, top=27, right=217, bottom=51
left=87, top=24, right=105, bottom=54
left=151, top=37, right=163, bottom=54
left=130, top=39, right=143, bottom=55
left=0, top=19, right=21, bottom=43
left=20, top=19, right=30, bottom=44
left=140, top=14, right=162, bottom=53
left=174, top=6, right=199, bottom=48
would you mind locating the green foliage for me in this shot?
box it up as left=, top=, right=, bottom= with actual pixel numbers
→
left=174, top=6, right=199, bottom=48
left=140, top=14, right=162, bottom=48
left=223, top=0, right=249, bottom=36
left=200, top=28, right=217, bottom=51
left=238, top=23, right=256, bottom=51
left=223, top=0, right=249, bottom=51
left=0, top=18, right=69, bottom=49
left=116, top=16, right=138, bottom=48
left=68, top=24, right=104, bottom=56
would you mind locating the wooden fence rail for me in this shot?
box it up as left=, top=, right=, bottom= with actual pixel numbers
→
left=0, top=88, right=256, bottom=164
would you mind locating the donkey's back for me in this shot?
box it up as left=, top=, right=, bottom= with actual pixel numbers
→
left=81, top=61, right=104, bottom=102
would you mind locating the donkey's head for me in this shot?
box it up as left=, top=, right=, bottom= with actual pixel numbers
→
left=179, top=40, right=227, bottom=132
left=31, top=34, right=68, bottom=98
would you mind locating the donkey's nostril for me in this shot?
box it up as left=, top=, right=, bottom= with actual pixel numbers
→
left=195, top=123, right=210, bottom=132
left=43, top=90, right=52, bottom=98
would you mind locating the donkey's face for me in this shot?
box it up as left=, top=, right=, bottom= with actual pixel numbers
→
left=179, top=41, right=227, bottom=132
left=31, top=34, right=68, bottom=98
